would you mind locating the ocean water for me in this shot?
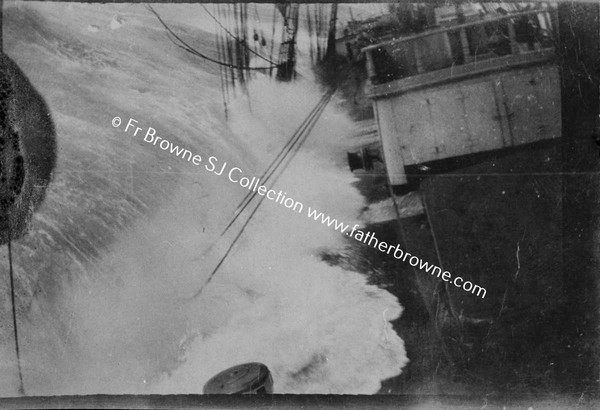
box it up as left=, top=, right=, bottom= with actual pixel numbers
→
left=0, top=2, right=407, bottom=395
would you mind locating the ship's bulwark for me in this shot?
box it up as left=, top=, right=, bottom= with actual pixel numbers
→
left=371, top=55, right=561, bottom=186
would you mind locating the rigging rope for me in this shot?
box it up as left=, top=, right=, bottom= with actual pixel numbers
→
left=386, top=185, right=456, bottom=368
left=219, top=88, right=336, bottom=237
left=306, top=4, right=315, bottom=64
left=225, top=5, right=236, bottom=87
left=234, top=3, right=243, bottom=82
left=213, top=4, right=228, bottom=119
left=191, top=88, right=336, bottom=300
left=5, top=212, right=25, bottom=395
left=146, top=4, right=277, bottom=71
left=220, top=6, right=232, bottom=98
left=253, top=4, right=267, bottom=48
left=198, top=88, right=335, bottom=261
left=421, top=191, right=463, bottom=325
left=315, top=4, right=322, bottom=61
left=268, top=5, right=278, bottom=77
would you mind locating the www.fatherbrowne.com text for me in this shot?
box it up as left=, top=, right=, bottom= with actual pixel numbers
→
left=306, top=208, right=486, bottom=299
left=113, top=116, right=487, bottom=299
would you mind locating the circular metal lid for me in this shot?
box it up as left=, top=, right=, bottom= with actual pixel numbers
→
left=203, top=362, right=271, bottom=394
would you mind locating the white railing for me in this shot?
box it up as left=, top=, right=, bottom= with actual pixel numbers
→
left=363, top=8, right=556, bottom=85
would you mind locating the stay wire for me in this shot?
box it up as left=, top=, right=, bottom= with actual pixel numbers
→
left=232, top=3, right=244, bottom=83
left=213, top=4, right=228, bottom=119
left=386, top=185, right=455, bottom=369
left=217, top=5, right=231, bottom=104
left=190, top=89, right=336, bottom=300
left=146, top=4, right=277, bottom=71
left=219, top=89, right=335, bottom=237
left=253, top=3, right=267, bottom=50
left=198, top=88, right=334, bottom=260
left=306, top=4, right=315, bottom=64
left=225, top=4, right=236, bottom=87
left=268, top=5, right=278, bottom=77
left=315, top=4, right=322, bottom=61
left=421, top=192, right=463, bottom=326
left=6, top=210, right=25, bottom=395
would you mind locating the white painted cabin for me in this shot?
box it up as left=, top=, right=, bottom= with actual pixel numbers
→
left=363, top=8, right=561, bottom=186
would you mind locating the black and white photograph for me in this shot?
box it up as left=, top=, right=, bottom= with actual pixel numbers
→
left=0, top=0, right=599, bottom=408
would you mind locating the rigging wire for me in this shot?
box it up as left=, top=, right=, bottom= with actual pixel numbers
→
left=225, top=5, right=236, bottom=88
left=315, top=4, right=322, bottom=61
left=251, top=4, right=267, bottom=75
left=198, top=88, right=335, bottom=262
left=213, top=4, right=228, bottom=119
left=305, top=4, right=315, bottom=64
left=146, top=4, right=277, bottom=71
left=253, top=4, right=267, bottom=49
left=242, top=3, right=251, bottom=69
left=232, top=3, right=246, bottom=85
left=421, top=192, right=463, bottom=326
left=277, top=3, right=287, bottom=67
left=234, top=3, right=244, bottom=83
left=217, top=5, right=231, bottom=103
left=5, top=211, right=25, bottom=395
left=233, top=3, right=250, bottom=98
left=191, top=88, right=336, bottom=300
left=386, top=185, right=456, bottom=368
left=268, top=5, right=278, bottom=77
left=219, top=88, right=336, bottom=237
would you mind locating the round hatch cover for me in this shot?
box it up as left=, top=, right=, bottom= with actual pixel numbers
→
left=203, top=362, right=272, bottom=394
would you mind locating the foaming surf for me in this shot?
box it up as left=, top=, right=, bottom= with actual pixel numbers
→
left=0, top=2, right=407, bottom=396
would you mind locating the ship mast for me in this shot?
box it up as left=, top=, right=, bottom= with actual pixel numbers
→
left=276, top=3, right=300, bottom=81
left=324, top=1, right=338, bottom=62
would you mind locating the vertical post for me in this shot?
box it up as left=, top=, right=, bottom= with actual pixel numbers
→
left=365, top=49, right=376, bottom=84
left=550, top=6, right=560, bottom=47
left=324, top=1, right=338, bottom=61
left=507, top=19, right=518, bottom=55
left=276, top=4, right=299, bottom=81
left=459, top=28, right=471, bottom=64
left=305, top=5, right=314, bottom=64
left=542, top=11, right=552, bottom=38
left=412, top=40, right=424, bottom=73
left=233, top=3, right=245, bottom=86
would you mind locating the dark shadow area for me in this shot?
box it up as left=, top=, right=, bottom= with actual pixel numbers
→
left=324, top=1, right=600, bottom=398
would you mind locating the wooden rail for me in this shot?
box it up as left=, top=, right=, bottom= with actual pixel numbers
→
left=362, top=8, right=555, bottom=85
left=362, top=9, right=553, bottom=53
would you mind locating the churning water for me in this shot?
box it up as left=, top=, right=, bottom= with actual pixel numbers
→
left=0, top=2, right=406, bottom=395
